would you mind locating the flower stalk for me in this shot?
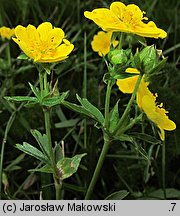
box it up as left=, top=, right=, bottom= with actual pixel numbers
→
left=39, top=70, right=62, bottom=200
left=113, top=73, right=143, bottom=135
left=85, top=79, right=113, bottom=199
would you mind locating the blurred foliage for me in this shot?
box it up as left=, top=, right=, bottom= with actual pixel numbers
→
left=0, top=0, right=180, bottom=199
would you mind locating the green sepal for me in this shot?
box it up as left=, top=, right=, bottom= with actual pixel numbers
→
left=29, top=164, right=53, bottom=174
left=57, top=153, right=87, bottom=180
left=134, top=35, right=147, bottom=47
left=76, top=94, right=104, bottom=125
left=41, top=63, right=51, bottom=75
left=113, top=71, right=139, bottom=80
left=133, top=50, right=142, bottom=71
left=139, top=45, right=157, bottom=73
left=17, top=53, right=29, bottom=60
left=16, top=142, right=50, bottom=165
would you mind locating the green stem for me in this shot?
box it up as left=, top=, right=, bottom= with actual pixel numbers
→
left=113, top=73, right=143, bottom=135
left=0, top=112, right=16, bottom=199
left=6, top=42, right=11, bottom=68
left=118, top=33, right=124, bottom=49
left=162, top=141, right=166, bottom=199
left=39, top=71, right=44, bottom=96
left=85, top=133, right=110, bottom=199
left=85, top=79, right=113, bottom=199
left=83, top=32, right=87, bottom=148
left=39, top=70, right=62, bottom=199
left=43, top=72, right=48, bottom=93
left=104, top=79, right=113, bottom=127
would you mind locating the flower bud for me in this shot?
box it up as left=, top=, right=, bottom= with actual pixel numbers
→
left=108, top=49, right=128, bottom=65
left=139, top=45, right=158, bottom=73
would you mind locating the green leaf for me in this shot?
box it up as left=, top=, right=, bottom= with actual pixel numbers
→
left=42, top=91, right=69, bottom=107
left=76, top=94, right=104, bottom=125
left=29, top=164, right=53, bottom=174
left=57, top=153, right=87, bottom=180
left=130, top=132, right=161, bottom=145
left=5, top=153, right=25, bottom=172
left=54, top=143, right=64, bottom=163
left=105, top=190, right=129, bottom=200
left=62, top=101, right=95, bottom=119
left=55, top=118, right=81, bottom=128
left=4, top=96, right=38, bottom=103
left=109, top=100, right=120, bottom=133
left=28, top=82, right=41, bottom=99
left=31, top=129, right=50, bottom=159
left=147, top=188, right=180, bottom=199
left=114, top=134, right=134, bottom=143
left=16, top=142, right=49, bottom=164
left=132, top=140, right=149, bottom=161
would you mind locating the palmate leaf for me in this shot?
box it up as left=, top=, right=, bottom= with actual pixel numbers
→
left=62, top=101, right=95, bottom=118
left=16, top=142, right=50, bottom=165
left=76, top=94, right=104, bottom=125
left=62, top=97, right=105, bottom=126
left=57, top=153, right=87, bottom=180
left=31, top=129, right=50, bottom=159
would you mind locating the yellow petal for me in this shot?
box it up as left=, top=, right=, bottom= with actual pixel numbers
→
left=126, top=4, right=143, bottom=22
left=84, top=9, right=119, bottom=31
left=55, top=43, right=74, bottom=57
left=116, top=68, right=140, bottom=93
left=134, top=21, right=167, bottom=39
left=37, top=22, right=53, bottom=41
left=116, top=75, right=139, bottom=93
left=14, top=25, right=29, bottom=43
left=49, top=28, right=65, bottom=48
left=110, top=2, right=126, bottom=18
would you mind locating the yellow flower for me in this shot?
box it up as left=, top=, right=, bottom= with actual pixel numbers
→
left=13, top=22, right=74, bottom=63
left=116, top=68, right=140, bottom=93
left=91, top=31, right=118, bottom=56
left=116, top=68, right=176, bottom=140
left=0, top=27, right=15, bottom=40
left=139, top=87, right=176, bottom=140
left=84, top=2, right=167, bottom=39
